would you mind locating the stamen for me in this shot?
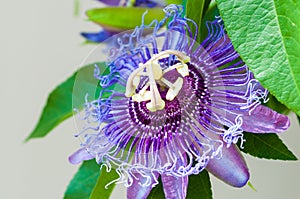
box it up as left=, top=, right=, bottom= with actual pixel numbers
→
left=125, top=63, right=146, bottom=97
left=152, top=61, right=163, bottom=80
left=125, top=50, right=190, bottom=112
left=163, top=62, right=189, bottom=77
left=146, top=64, right=165, bottom=112
left=161, top=77, right=183, bottom=101
left=139, top=82, right=150, bottom=95
left=132, top=91, right=151, bottom=102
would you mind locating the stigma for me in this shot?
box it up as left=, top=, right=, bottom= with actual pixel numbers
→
left=125, top=50, right=190, bottom=112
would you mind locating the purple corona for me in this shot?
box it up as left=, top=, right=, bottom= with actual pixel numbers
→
left=70, top=5, right=290, bottom=199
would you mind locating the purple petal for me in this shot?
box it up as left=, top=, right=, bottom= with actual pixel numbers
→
left=97, top=0, right=120, bottom=6
left=241, top=105, right=290, bottom=133
left=206, top=144, right=249, bottom=187
left=81, top=30, right=115, bottom=43
left=127, top=172, right=159, bottom=199
left=97, top=0, right=165, bottom=7
left=68, top=148, right=94, bottom=165
left=134, top=0, right=163, bottom=7
left=161, top=174, right=188, bottom=199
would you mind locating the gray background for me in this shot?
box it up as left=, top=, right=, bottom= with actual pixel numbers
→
left=1, top=0, right=299, bottom=198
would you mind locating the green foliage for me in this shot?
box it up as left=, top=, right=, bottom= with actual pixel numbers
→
left=186, top=0, right=206, bottom=43
left=182, top=0, right=188, bottom=13
left=199, top=2, right=219, bottom=43
left=72, top=62, right=113, bottom=109
left=148, top=170, right=212, bottom=199
left=166, top=0, right=183, bottom=4
left=64, top=160, right=100, bottom=199
left=266, top=94, right=290, bottom=115
left=238, top=132, right=297, bottom=160
left=86, top=7, right=165, bottom=31
left=25, top=67, right=87, bottom=141
left=147, top=178, right=165, bottom=199
left=64, top=160, right=119, bottom=199
left=187, top=170, right=212, bottom=199
left=26, top=63, right=107, bottom=141
left=89, top=168, right=119, bottom=199
left=217, top=0, right=300, bottom=117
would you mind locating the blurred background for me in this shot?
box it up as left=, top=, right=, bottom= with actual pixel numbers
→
left=0, top=0, right=299, bottom=198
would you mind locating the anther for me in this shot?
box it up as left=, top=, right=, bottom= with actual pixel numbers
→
left=125, top=63, right=146, bottom=97
left=160, top=77, right=183, bottom=101
left=125, top=50, right=190, bottom=112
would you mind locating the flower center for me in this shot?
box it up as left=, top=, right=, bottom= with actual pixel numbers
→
left=125, top=50, right=190, bottom=112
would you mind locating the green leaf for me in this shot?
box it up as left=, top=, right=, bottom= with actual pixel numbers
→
left=186, top=0, right=206, bottom=43
left=25, top=62, right=107, bottom=141
left=202, top=0, right=212, bottom=14
left=166, top=0, right=183, bottom=4
left=147, top=177, right=165, bottom=199
left=72, top=62, right=117, bottom=109
left=90, top=168, right=119, bottom=199
left=238, top=132, right=297, bottom=160
left=199, top=2, right=219, bottom=43
left=266, top=94, right=290, bottom=115
left=86, top=7, right=165, bottom=31
left=182, top=0, right=188, bottom=13
left=147, top=171, right=212, bottom=199
left=216, top=0, right=300, bottom=116
left=187, top=170, right=212, bottom=199
left=64, top=160, right=100, bottom=199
